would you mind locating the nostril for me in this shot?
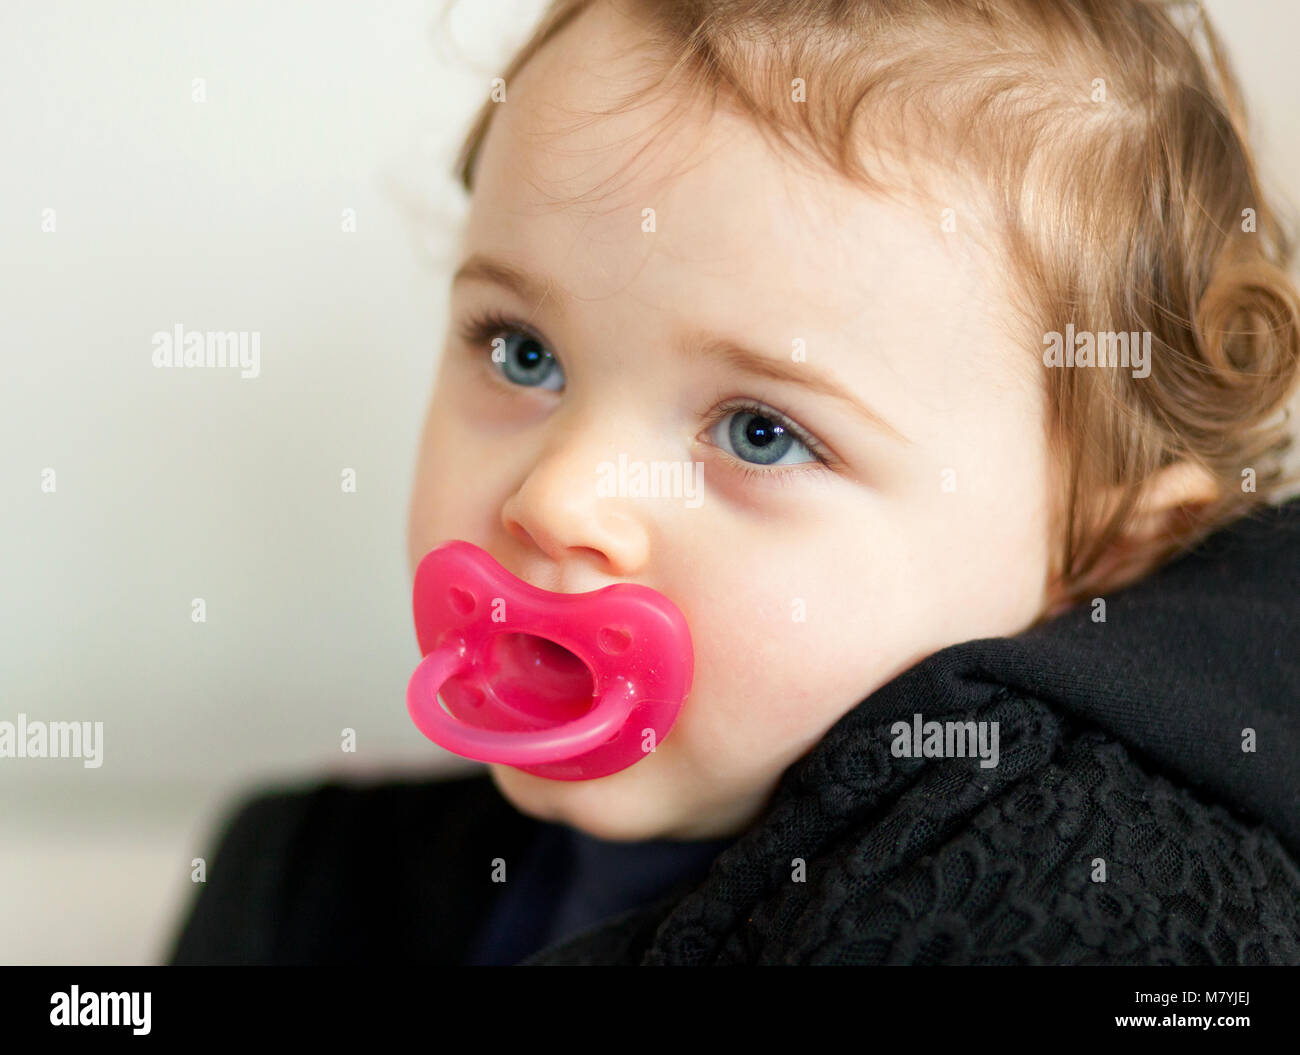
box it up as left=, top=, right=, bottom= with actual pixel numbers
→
left=598, top=626, right=633, bottom=654
left=448, top=587, right=476, bottom=616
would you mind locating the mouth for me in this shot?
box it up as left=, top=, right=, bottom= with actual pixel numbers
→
left=443, top=631, right=597, bottom=725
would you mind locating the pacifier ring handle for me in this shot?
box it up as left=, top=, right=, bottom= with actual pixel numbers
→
left=405, top=648, right=632, bottom=766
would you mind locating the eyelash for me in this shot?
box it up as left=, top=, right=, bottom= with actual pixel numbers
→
left=457, top=308, right=546, bottom=361
left=704, top=397, right=835, bottom=484
left=456, top=308, right=837, bottom=484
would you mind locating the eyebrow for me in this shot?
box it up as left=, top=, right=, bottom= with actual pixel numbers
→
left=676, top=335, right=909, bottom=444
left=452, top=252, right=908, bottom=443
left=453, top=254, right=557, bottom=314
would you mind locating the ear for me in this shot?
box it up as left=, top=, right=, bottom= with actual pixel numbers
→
left=1042, top=459, right=1221, bottom=615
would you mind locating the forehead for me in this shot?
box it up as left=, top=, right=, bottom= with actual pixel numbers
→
left=460, top=1, right=1009, bottom=367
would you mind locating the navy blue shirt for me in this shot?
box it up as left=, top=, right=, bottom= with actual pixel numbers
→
left=467, top=821, right=734, bottom=965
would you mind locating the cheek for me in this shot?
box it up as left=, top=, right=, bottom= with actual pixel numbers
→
left=969, top=505, right=1052, bottom=607
left=406, top=412, right=456, bottom=574
left=899, top=480, right=1053, bottom=638
left=406, top=392, right=505, bottom=572
left=667, top=496, right=1049, bottom=771
left=666, top=552, right=899, bottom=764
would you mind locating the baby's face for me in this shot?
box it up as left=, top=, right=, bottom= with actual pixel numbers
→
left=407, top=3, right=1056, bottom=840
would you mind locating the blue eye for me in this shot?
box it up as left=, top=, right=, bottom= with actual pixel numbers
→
left=458, top=309, right=565, bottom=392
left=709, top=405, right=818, bottom=466
left=490, top=330, right=564, bottom=391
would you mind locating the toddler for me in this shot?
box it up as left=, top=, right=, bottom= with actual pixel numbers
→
left=171, top=0, right=1300, bottom=965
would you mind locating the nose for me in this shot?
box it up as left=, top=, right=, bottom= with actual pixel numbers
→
left=500, top=426, right=653, bottom=579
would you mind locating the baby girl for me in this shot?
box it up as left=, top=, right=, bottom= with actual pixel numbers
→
left=172, top=0, right=1300, bottom=966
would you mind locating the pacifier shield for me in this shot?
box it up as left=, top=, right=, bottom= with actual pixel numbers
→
left=406, top=540, right=693, bottom=781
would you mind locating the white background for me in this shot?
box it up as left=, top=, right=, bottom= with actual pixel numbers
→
left=1, top=0, right=1296, bottom=963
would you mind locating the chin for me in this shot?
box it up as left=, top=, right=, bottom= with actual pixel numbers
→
left=487, top=761, right=672, bottom=842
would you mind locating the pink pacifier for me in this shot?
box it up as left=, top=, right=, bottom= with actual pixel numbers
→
left=405, top=540, right=694, bottom=781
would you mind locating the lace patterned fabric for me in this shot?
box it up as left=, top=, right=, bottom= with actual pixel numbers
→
left=531, top=694, right=1300, bottom=964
